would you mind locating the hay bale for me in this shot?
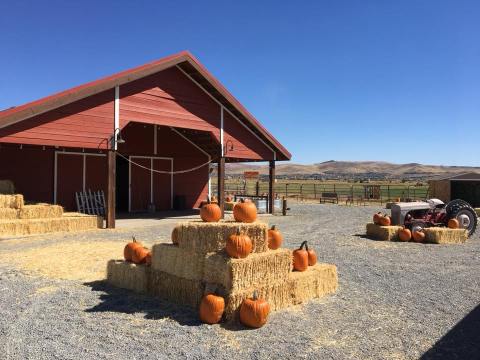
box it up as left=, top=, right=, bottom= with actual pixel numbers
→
left=149, top=270, right=205, bottom=308
left=204, top=249, right=292, bottom=292
left=151, top=243, right=205, bottom=281
left=0, top=214, right=102, bottom=237
left=0, top=194, right=24, bottom=209
left=106, top=260, right=150, bottom=293
left=366, top=223, right=403, bottom=241
left=18, top=204, right=64, bottom=219
left=424, top=227, right=469, bottom=244
left=0, top=180, right=15, bottom=194
left=475, top=208, right=480, bottom=217
left=288, top=263, right=338, bottom=305
left=0, top=208, right=19, bottom=220
left=224, top=201, right=236, bottom=211
left=175, top=220, right=268, bottom=254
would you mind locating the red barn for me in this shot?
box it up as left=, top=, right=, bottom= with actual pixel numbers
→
left=0, top=51, right=290, bottom=227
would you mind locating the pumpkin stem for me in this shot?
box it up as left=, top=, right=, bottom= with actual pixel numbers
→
left=207, top=196, right=211, bottom=204
left=271, top=225, right=276, bottom=230
left=236, top=227, right=241, bottom=235
left=252, top=290, right=258, bottom=301
left=132, top=236, right=136, bottom=243
left=299, top=240, right=307, bottom=250
left=240, top=198, right=245, bottom=203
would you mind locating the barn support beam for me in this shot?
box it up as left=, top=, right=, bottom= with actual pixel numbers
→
left=106, top=150, right=116, bottom=228
left=269, top=160, right=275, bottom=214
left=217, top=157, right=225, bottom=218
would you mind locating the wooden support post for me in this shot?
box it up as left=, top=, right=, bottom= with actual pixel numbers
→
left=217, top=157, right=225, bottom=218
left=268, top=160, right=275, bottom=214
left=106, top=150, right=116, bottom=228
left=282, top=196, right=287, bottom=216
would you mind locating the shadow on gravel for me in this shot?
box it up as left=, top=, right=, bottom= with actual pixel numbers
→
left=353, top=234, right=375, bottom=241
left=421, top=303, right=480, bottom=359
left=83, top=280, right=201, bottom=326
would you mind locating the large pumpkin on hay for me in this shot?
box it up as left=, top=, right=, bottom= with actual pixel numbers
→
left=226, top=228, right=252, bottom=258
left=448, top=218, right=459, bottom=229
left=200, top=197, right=222, bottom=222
left=293, top=241, right=309, bottom=272
left=306, top=242, right=317, bottom=266
left=199, top=294, right=225, bottom=324
left=373, top=212, right=383, bottom=225
left=267, top=225, right=283, bottom=250
left=124, top=236, right=142, bottom=262
left=132, top=246, right=150, bottom=264
left=239, top=291, right=270, bottom=328
left=379, top=215, right=391, bottom=226
left=398, top=227, right=412, bottom=242
left=233, top=199, right=257, bottom=223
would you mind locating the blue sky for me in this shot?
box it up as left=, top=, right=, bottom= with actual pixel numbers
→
left=1, top=1, right=479, bottom=166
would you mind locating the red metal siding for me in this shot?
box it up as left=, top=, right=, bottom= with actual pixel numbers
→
left=119, top=67, right=220, bottom=132
left=0, top=90, right=114, bottom=149
left=223, top=111, right=274, bottom=160
left=0, top=146, right=54, bottom=203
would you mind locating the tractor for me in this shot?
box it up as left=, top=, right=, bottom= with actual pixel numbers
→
left=390, top=199, right=478, bottom=237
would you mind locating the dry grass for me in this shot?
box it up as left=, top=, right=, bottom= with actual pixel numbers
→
left=151, top=243, right=205, bottom=281
left=175, top=220, right=268, bottom=254
left=0, top=194, right=24, bottom=209
left=424, top=227, right=469, bottom=244
left=3, top=241, right=123, bottom=282
left=204, top=249, right=292, bottom=292
left=366, top=223, right=403, bottom=241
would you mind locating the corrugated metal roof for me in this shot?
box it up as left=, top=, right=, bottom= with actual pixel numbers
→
left=0, top=51, right=290, bottom=160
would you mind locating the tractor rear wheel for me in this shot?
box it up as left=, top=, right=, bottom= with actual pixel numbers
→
left=446, top=200, right=477, bottom=236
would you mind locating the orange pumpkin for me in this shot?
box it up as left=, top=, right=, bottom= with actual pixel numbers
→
left=124, top=236, right=142, bottom=262
left=412, top=230, right=426, bottom=243
left=200, top=197, right=222, bottom=222
left=267, top=225, right=283, bottom=250
left=448, top=218, right=459, bottom=229
left=239, top=291, right=270, bottom=328
left=225, top=195, right=233, bottom=202
left=379, top=215, right=391, bottom=226
left=132, top=246, right=150, bottom=264
left=398, top=227, right=412, bottom=242
left=145, top=251, right=152, bottom=265
left=293, top=241, right=309, bottom=272
left=171, top=226, right=179, bottom=245
left=199, top=294, right=225, bottom=324
left=373, top=212, right=383, bottom=225
left=226, top=228, right=253, bottom=258
left=305, top=242, right=317, bottom=266
left=233, top=199, right=257, bottom=223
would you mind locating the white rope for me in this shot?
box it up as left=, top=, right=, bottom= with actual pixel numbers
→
left=116, top=152, right=214, bottom=175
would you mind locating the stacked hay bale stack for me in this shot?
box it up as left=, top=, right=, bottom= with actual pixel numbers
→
left=107, top=211, right=338, bottom=323
left=0, top=194, right=102, bottom=237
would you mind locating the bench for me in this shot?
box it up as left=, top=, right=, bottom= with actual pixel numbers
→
left=319, top=192, right=338, bottom=204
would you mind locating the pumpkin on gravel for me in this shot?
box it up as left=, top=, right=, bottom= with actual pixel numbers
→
left=239, top=291, right=270, bottom=328
left=199, top=294, right=225, bottom=324
left=293, top=241, right=309, bottom=272
left=267, top=225, right=283, bottom=250
left=398, top=227, right=412, bottom=242
left=226, top=228, right=252, bottom=258
left=200, top=197, right=222, bottom=222
left=233, top=199, right=257, bottom=223
left=124, top=236, right=142, bottom=262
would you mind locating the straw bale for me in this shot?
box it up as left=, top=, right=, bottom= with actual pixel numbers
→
left=475, top=208, right=480, bottom=217
left=0, top=194, right=24, bottom=209
left=18, top=204, right=64, bottom=219
left=149, top=270, right=205, bottom=308
left=224, top=201, right=236, bottom=211
left=0, top=214, right=101, bottom=237
left=288, top=263, right=338, bottom=305
left=424, top=227, right=468, bottom=244
left=0, top=208, right=18, bottom=220
left=366, top=223, right=403, bottom=241
left=106, top=260, right=150, bottom=293
left=151, top=243, right=205, bottom=281
left=203, top=249, right=292, bottom=292
left=175, top=220, right=268, bottom=254
left=0, top=180, right=15, bottom=194
left=222, top=262, right=338, bottom=321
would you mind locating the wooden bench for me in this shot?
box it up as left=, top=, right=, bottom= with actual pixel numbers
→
left=319, top=192, right=338, bottom=204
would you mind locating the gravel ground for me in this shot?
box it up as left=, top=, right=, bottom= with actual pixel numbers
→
left=1, top=204, right=480, bottom=360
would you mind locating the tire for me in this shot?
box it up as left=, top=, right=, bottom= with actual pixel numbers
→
left=446, top=200, right=477, bottom=236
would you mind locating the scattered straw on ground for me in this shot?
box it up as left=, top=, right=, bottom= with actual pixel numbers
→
left=3, top=241, right=123, bottom=282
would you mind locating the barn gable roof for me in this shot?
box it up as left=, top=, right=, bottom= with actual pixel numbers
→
left=0, top=51, right=290, bottom=160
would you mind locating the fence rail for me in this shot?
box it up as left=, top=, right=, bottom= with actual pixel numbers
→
left=212, top=180, right=429, bottom=204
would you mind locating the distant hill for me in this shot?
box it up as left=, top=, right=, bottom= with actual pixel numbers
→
left=225, top=161, right=480, bottom=180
